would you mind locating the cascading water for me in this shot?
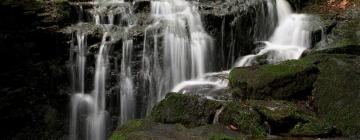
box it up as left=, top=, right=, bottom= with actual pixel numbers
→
left=173, top=0, right=313, bottom=97
left=236, top=0, right=311, bottom=67
left=68, top=0, right=318, bottom=139
left=69, top=0, right=137, bottom=139
left=141, top=0, right=213, bottom=112
left=119, top=40, right=135, bottom=124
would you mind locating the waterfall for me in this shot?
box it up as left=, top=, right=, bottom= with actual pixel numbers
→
left=120, top=40, right=135, bottom=124
left=235, top=0, right=311, bottom=67
left=69, top=0, right=136, bottom=139
left=172, top=0, right=313, bottom=97
left=67, top=0, right=317, bottom=139
left=141, top=0, right=213, bottom=112
left=276, top=0, right=292, bottom=22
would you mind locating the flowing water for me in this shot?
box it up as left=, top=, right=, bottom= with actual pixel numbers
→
left=67, top=0, right=319, bottom=139
left=173, top=0, right=314, bottom=97
left=69, top=0, right=136, bottom=139
left=141, top=0, right=213, bottom=112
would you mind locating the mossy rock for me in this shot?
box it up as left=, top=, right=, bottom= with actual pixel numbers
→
left=109, top=119, right=246, bottom=140
left=219, top=101, right=267, bottom=137
left=247, top=100, right=316, bottom=134
left=229, top=60, right=319, bottom=100
left=290, top=121, right=338, bottom=137
left=309, top=54, right=360, bottom=137
left=150, top=93, right=223, bottom=127
left=247, top=100, right=314, bottom=122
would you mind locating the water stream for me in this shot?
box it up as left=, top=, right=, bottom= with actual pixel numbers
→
left=67, top=0, right=318, bottom=139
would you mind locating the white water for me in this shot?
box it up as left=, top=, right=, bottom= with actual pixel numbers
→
left=88, top=32, right=109, bottom=140
left=69, top=0, right=315, bottom=139
left=69, top=29, right=88, bottom=140
left=142, top=0, right=212, bottom=112
left=120, top=40, right=135, bottom=124
left=236, top=0, right=311, bottom=67
left=173, top=0, right=312, bottom=96
left=69, top=0, right=136, bottom=139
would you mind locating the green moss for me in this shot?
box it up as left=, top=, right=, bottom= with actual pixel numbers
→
left=150, top=93, right=223, bottom=127
left=247, top=100, right=315, bottom=123
left=109, top=119, right=145, bottom=140
left=229, top=59, right=318, bottom=100
left=219, top=101, right=267, bottom=137
left=290, top=121, right=336, bottom=137
left=310, top=54, right=360, bottom=137
left=209, top=133, right=236, bottom=140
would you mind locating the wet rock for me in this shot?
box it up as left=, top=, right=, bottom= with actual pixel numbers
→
left=219, top=101, right=267, bottom=137
left=150, top=93, right=223, bottom=127
left=290, top=121, right=339, bottom=137
left=308, top=54, right=360, bottom=137
left=247, top=100, right=315, bottom=134
left=200, top=0, right=277, bottom=69
left=229, top=60, right=319, bottom=100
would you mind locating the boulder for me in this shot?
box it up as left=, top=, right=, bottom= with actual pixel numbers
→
left=150, top=93, right=223, bottom=127
left=309, top=54, right=360, bottom=137
left=290, top=121, right=339, bottom=137
left=219, top=101, right=267, bottom=137
left=229, top=60, right=319, bottom=100
left=247, top=100, right=315, bottom=134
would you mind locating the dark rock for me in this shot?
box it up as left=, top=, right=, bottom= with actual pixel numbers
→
left=150, top=93, right=223, bottom=127
left=247, top=100, right=315, bottom=134
left=290, top=120, right=339, bottom=137
left=219, top=101, right=267, bottom=137
left=229, top=60, right=319, bottom=100
left=308, top=54, right=360, bottom=137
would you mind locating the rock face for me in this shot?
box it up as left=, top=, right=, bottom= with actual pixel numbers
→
left=229, top=60, right=319, bottom=100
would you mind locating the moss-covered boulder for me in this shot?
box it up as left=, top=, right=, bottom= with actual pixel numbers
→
left=229, top=60, right=319, bottom=100
left=309, top=54, right=360, bottom=137
left=150, top=93, right=223, bottom=127
left=247, top=100, right=315, bottom=134
left=109, top=119, right=246, bottom=140
left=219, top=101, right=267, bottom=137
left=290, top=120, right=338, bottom=137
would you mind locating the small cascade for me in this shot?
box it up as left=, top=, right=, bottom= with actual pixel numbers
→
left=276, top=0, right=292, bottom=22
left=119, top=40, right=135, bottom=124
left=88, top=32, right=110, bottom=140
left=172, top=0, right=315, bottom=99
left=69, top=0, right=137, bottom=139
left=235, top=1, right=311, bottom=67
left=141, top=0, right=213, bottom=112
left=212, top=106, right=225, bottom=124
